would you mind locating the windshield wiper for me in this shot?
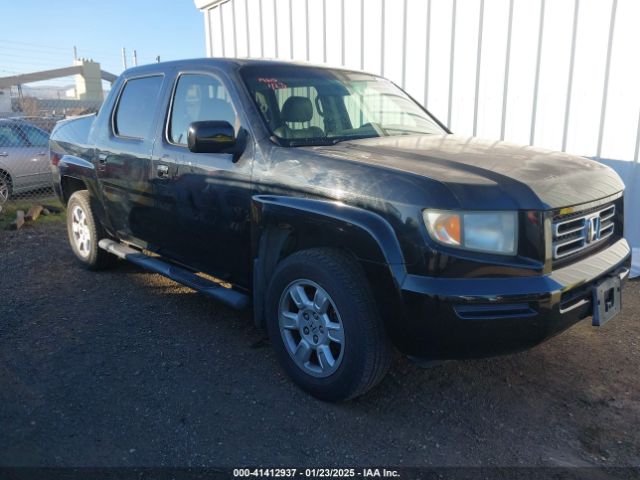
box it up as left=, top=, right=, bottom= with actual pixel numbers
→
left=287, top=139, right=335, bottom=147
left=286, top=135, right=379, bottom=147
left=384, top=128, right=436, bottom=135
left=330, top=134, right=380, bottom=145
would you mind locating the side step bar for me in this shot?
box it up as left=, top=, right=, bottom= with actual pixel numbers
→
left=98, top=239, right=249, bottom=310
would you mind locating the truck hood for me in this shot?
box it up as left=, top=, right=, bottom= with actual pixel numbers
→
left=312, top=134, right=624, bottom=210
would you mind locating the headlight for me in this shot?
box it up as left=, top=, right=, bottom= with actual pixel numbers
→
left=423, top=210, right=517, bottom=255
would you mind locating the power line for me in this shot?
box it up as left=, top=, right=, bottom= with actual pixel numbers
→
left=0, top=52, right=77, bottom=64
left=0, top=58, right=78, bottom=69
left=0, top=45, right=122, bottom=62
left=0, top=49, right=73, bottom=59
left=0, top=67, right=22, bottom=74
left=0, top=38, right=75, bottom=52
left=0, top=38, right=120, bottom=56
left=0, top=56, right=121, bottom=71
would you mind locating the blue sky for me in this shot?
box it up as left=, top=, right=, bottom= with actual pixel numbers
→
left=0, top=0, right=205, bottom=85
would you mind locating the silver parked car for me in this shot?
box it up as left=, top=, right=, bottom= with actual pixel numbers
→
left=0, top=119, right=52, bottom=204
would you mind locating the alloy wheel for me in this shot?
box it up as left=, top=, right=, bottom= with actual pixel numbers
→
left=70, top=205, right=92, bottom=258
left=278, top=279, right=345, bottom=378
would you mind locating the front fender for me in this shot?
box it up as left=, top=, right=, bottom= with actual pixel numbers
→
left=252, top=195, right=406, bottom=270
left=250, top=195, right=408, bottom=328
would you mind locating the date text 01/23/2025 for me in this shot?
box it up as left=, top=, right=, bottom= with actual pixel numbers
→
left=232, top=468, right=400, bottom=478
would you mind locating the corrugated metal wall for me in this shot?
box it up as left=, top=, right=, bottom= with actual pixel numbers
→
left=201, top=0, right=639, bottom=163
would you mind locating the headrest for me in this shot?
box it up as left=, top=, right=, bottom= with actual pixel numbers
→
left=281, top=96, right=313, bottom=123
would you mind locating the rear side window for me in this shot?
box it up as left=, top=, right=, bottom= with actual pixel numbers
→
left=18, top=124, right=49, bottom=147
left=0, top=125, right=26, bottom=147
left=114, top=76, right=163, bottom=139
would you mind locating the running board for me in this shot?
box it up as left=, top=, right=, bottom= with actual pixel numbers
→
left=98, top=239, right=249, bottom=310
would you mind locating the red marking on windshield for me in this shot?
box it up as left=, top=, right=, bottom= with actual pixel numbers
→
left=257, top=78, right=288, bottom=90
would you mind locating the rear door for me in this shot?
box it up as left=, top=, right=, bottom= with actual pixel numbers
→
left=95, top=74, right=166, bottom=245
left=16, top=123, right=51, bottom=188
left=0, top=123, right=37, bottom=194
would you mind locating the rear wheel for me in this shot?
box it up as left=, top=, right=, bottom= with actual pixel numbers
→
left=265, top=248, right=392, bottom=402
left=66, top=190, right=117, bottom=270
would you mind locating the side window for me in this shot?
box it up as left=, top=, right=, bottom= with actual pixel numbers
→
left=0, top=125, right=26, bottom=147
left=169, top=74, right=236, bottom=146
left=114, top=75, right=164, bottom=139
left=19, top=124, right=49, bottom=147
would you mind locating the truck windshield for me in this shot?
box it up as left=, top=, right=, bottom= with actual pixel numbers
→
left=240, top=65, right=446, bottom=147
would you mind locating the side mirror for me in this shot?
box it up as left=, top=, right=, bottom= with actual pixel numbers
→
left=187, top=120, right=236, bottom=154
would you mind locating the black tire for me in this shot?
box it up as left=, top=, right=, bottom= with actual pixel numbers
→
left=66, top=190, right=117, bottom=270
left=0, top=170, right=12, bottom=205
left=265, top=248, right=393, bottom=401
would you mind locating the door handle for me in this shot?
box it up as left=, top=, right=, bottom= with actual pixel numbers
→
left=37, top=152, right=47, bottom=156
left=0, top=152, right=7, bottom=157
left=157, top=164, right=170, bottom=179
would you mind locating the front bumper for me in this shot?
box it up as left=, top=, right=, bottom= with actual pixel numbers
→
left=397, top=238, right=632, bottom=359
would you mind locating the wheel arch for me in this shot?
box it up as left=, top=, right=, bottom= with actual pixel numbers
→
left=0, top=168, right=12, bottom=204
left=54, top=154, right=96, bottom=203
left=60, top=175, right=88, bottom=204
left=0, top=167, right=12, bottom=186
left=251, top=195, right=408, bottom=331
left=56, top=157, right=116, bottom=241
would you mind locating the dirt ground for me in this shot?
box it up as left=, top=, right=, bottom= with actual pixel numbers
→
left=1, top=221, right=639, bottom=471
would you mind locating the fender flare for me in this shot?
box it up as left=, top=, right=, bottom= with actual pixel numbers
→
left=251, top=195, right=408, bottom=327
left=56, top=154, right=114, bottom=235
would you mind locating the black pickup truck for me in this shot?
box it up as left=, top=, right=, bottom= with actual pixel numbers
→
left=50, top=59, right=631, bottom=401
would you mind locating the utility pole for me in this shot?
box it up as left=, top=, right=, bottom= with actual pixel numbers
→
left=132, top=50, right=138, bottom=67
left=121, top=47, right=128, bottom=69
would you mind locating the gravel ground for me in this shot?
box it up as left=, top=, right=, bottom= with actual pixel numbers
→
left=1, top=221, right=639, bottom=470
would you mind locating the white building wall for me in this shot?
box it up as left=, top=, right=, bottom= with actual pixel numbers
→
left=196, top=0, right=640, bottom=257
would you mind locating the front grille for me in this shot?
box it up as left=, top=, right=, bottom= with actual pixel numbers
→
left=552, top=204, right=615, bottom=260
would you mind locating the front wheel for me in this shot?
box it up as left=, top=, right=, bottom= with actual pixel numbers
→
left=265, top=248, right=393, bottom=402
left=66, top=190, right=117, bottom=270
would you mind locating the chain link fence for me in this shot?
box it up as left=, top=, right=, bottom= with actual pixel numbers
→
left=0, top=88, right=103, bottom=215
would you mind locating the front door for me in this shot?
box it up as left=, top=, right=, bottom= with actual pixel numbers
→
left=151, top=71, right=253, bottom=286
